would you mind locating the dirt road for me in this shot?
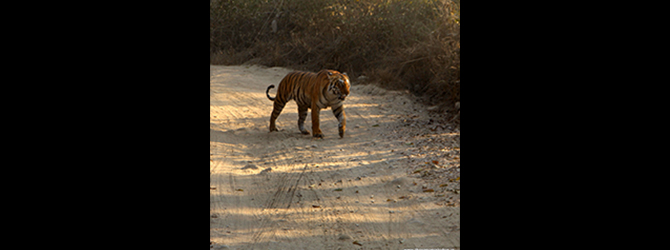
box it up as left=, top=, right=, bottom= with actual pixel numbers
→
left=210, top=65, right=460, bottom=249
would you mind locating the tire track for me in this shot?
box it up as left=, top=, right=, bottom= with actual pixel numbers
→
left=250, top=164, right=308, bottom=246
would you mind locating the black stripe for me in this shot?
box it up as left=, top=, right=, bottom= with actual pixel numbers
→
left=333, top=105, right=342, bottom=114
left=333, top=106, right=343, bottom=117
left=295, top=83, right=302, bottom=104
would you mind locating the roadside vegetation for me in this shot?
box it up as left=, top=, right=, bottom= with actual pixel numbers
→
left=210, top=0, right=460, bottom=117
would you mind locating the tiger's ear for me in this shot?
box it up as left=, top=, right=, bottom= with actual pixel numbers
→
left=343, top=72, right=347, bottom=76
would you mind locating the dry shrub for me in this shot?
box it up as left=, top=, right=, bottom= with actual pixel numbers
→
left=211, top=0, right=460, bottom=115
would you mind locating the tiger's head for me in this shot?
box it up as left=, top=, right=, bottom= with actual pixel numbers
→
left=326, top=71, right=351, bottom=101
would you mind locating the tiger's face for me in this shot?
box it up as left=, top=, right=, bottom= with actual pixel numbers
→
left=327, top=72, right=351, bottom=101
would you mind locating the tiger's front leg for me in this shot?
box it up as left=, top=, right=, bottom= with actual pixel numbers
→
left=332, top=104, right=346, bottom=138
left=311, top=104, right=324, bottom=138
left=297, top=105, right=310, bottom=135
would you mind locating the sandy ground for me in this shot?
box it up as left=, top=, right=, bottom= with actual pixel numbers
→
left=210, top=65, right=460, bottom=249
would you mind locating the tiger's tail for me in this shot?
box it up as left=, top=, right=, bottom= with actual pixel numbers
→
left=266, top=85, right=276, bottom=101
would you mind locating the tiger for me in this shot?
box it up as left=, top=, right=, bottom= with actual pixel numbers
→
left=266, top=69, right=351, bottom=138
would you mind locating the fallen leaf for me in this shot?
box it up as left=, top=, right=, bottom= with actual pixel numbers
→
left=432, top=160, right=439, bottom=164
left=413, top=169, right=423, bottom=174
left=423, top=189, right=434, bottom=192
left=353, top=241, right=362, bottom=246
left=312, top=205, right=321, bottom=208
left=439, top=184, right=449, bottom=187
left=235, top=189, right=243, bottom=191
left=334, top=188, right=343, bottom=191
left=372, top=124, right=380, bottom=127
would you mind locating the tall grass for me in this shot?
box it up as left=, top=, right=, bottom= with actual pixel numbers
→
left=211, top=0, right=460, bottom=113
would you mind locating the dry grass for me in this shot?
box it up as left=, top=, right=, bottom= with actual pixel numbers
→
left=211, top=0, right=459, bottom=116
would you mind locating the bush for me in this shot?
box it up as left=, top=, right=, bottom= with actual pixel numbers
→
left=211, top=0, right=460, bottom=113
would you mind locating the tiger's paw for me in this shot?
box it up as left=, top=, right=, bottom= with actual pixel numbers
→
left=269, top=126, right=279, bottom=132
left=339, top=130, right=344, bottom=138
left=300, top=129, right=310, bottom=135
left=313, top=132, right=324, bottom=138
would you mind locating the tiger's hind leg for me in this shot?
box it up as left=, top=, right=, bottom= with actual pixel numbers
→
left=297, top=105, right=310, bottom=135
left=269, top=100, right=286, bottom=132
